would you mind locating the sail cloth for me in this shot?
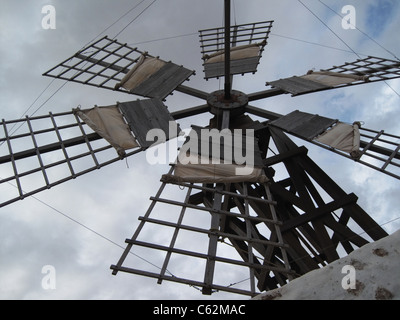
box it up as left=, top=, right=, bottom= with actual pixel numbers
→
left=114, top=54, right=194, bottom=99
left=268, top=70, right=369, bottom=96
left=315, top=122, right=362, bottom=158
left=115, top=55, right=166, bottom=92
left=301, top=70, right=369, bottom=87
left=165, top=154, right=268, bottom=184
left=204, top=43, right=262, bottom=64
left=163, top=128, right=268, bottom=184
left=74, top=105, right=139, bottom=157
left=270, top=111, right=362, bottom=158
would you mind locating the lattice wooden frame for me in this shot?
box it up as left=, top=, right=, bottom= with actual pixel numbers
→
left=110, top=122, right=388, bottom=297
left=0, top=111, right=144, bottom=208
left=311, top=126, right=400, bottom=180
left=323, top=55, right=400, bottom=83
left=266, top=56, right=400, bottom=96
left=199, top=20, right=274, bottom=79
left=43, top=36, right=195, bottom=99
left=199, top=20, right=273, bottom=56
left=111, top=170, right=294, bottom=297
left=43, top=36, right=144, bottom=92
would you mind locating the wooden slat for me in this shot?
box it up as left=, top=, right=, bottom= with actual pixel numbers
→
left=2, top=119, right=23, bottom=198
left=204, top=56, right=261, bottom=79
left=110, top=264, right=257, bottom=296
left=157, top=185, right=193, bottom=284
left=25, top=116, right=50, bottom=187
left=270, top=110, right=337, bottom=140
left=131, top=63, right=194, bottom=99
left=280, top=193, right=358, bottom=232
left=43, top=36, right=194, bottom=99
left=118, top=99, right=179, bottom=148
left=267, top=76, right=330, bottom=95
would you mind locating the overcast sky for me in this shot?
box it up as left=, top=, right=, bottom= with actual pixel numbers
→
left=0, top=0, right=399, bottom=300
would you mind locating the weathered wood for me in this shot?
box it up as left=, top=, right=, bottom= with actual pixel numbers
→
left=0, top=132, right=102, bottom=164
left=265, top=126, right=388, bottom=265
left=174, top=85, right=209, bottom=100
left=132, top=63, right=194, bottom=99
left=204, top=57, right=261, bottom=79
left=118, top=99, right=179, bottom=148
left=44, top=36, right=195, bottom=99
left=268, top=76, right=330, bottom=96
left=280, top=193, right=358, bottom=233
left=110, top=264, right=256, bottom=296
left=263, top=146, right=308, bottom=167
left=270, top=110, right=337, bottom=140
left=203, top=185, right=225, bottom=295
left=157, top=185, right=193, bottom=284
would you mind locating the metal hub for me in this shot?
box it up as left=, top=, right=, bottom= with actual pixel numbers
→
left=207, top=90, right=248, bottom=117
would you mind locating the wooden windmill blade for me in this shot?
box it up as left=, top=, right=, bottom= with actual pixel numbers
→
left=269, top=110, right=400, bottom=181
left=244, top=106, right=400, bottom=181
left=199, top=20, right=274, bottom=79
left=42, top=36, right=196, bottom=100
left=265, top=55, right=400, bottom=96
left=0, top=99, right=183, bottom=208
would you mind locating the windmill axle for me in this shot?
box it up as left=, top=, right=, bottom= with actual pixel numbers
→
left=207, top=90, right=248, bottom=117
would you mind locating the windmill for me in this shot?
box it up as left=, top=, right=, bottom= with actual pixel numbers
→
left=1, top=1, right=399, bottom=297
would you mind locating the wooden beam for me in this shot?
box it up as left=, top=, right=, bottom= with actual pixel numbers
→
left=175, top=85, right=209, bottom=100
left=245, top=105, right=283, bottom=120
left=224, top=0, right=231, bottom=100
left=171, top=104, right=210, bottom=120
left=264, top=146, right=308, bottom=167
left=0, top=132, right=102, bottom=164
left=281, top=193, right=358, bottom=233
left=247, top=88, right=286, bottom=101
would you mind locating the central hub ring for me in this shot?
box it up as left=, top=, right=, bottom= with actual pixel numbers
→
left=207, top=90, right=248, bottom=117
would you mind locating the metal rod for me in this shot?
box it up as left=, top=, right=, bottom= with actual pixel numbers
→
left=199, top=20, right=272, bottom=33
left=224, top=0, right=231, bottom=100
